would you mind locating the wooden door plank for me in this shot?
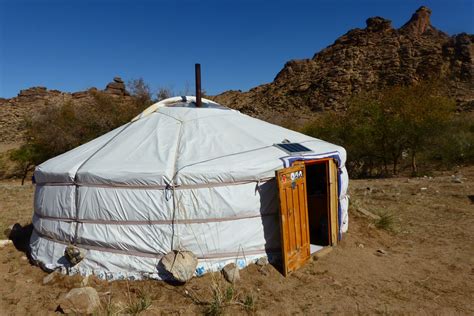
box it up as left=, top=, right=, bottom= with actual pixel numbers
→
left=292, top=183, right=301, bottom=251
left=286, top=187, right=295, bottom=255
left=329, top=159, right=339, bottom=245
left=299, top=182, right=310, bottom=255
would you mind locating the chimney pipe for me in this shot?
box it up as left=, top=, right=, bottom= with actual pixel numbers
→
left=195, top=63, right=202, bottom=108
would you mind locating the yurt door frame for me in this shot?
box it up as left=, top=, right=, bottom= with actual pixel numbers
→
left=276, top=158, right=339, bottom=276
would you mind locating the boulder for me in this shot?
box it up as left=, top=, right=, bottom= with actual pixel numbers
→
left=0, top=240, right=13, bottom=248
left=400, top=6, right=434, bottom=35
left=366, top=17, right=392, bottom=32
left=106, top=82, right=125, bottom=90
left=4, top=223, right=20, bottom=239
left=57, top=287, right=100, bottom=314
left=451, top=175, right=463, bottom=183
left=312, top=246, right=333, bottom=261
left=222, top=263, right=240, bottom=283
left=160, top=250, right=198, bottom=283
left=256, top=257, right=269, bottom=267
left=64, top=245, right=86, bottom=266
left=71, top=91, right=89, bottom=99
left=104, top=76, right=129, bottom=96
left=43, top=270, right=60, bottom=285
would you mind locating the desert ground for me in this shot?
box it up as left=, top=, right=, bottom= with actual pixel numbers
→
left=0, top=166, right=473, bottom=315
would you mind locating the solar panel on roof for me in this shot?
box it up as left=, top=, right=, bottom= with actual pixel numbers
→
left=274, top=143, right=313, bottom=154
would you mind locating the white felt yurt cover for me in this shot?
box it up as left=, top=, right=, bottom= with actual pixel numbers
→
left=30, top=96, right=349, bottom=280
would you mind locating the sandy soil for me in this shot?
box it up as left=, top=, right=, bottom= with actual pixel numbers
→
left=0, top=167, right=473, bottom=315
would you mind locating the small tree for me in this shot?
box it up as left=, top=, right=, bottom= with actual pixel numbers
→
left=384, top=83, right=455, bottom=174
left=127, top=78, right=153, bottom=106
left=10, top=144, right=45, bottom=185
left=156, top=87, right=173, bottom=101
left=303, top=81, right=457, bottom=177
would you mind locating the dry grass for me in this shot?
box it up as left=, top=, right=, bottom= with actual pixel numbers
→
left=1, top=167, right=474, bottom=314
left=374, top=212, right=396, bottom=231
left=0, top=180, right=34, bottom=237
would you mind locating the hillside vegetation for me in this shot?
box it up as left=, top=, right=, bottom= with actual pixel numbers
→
left=0, top=6, right=472, bottom=181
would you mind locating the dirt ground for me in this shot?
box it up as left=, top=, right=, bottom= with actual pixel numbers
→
left=0, top=166, right=473, bottom=315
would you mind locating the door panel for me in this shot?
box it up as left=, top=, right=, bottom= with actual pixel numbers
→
left=276, top=162, right=310, bottom=276
left=328, top=159, right=339, bottom=245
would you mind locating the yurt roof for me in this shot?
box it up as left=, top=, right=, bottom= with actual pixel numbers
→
left=35, top=96, right=346, bottom=187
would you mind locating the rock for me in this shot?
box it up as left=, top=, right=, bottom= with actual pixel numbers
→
left=81, top=275, right=89, bottom=287
left=468, top=195, right=474, bottom=203
left=451, top=175, right=463, bottom=183
left=354, top=207, right=381, bottom=220
left=312, top=246, right=333, bottom=260
left=64, top=245, right=86, bottom=266
left=43, top=270, right=60, bottom=285
left=106, top=82, right=125, bottom=90
left=57, top=287, right=101, bottom=314
left=71, top=91, right=89, bottom=99
left=160, top=250, right=198, bottom=283
left=375, top=249, right=388, bottom=256
left=4, top=223, right=21, bottom=239
left=0, top=240, right=13, bottom=248
left=104, top=77, right=129, bottom=96
left=222, top=263, right=240, bottom=283
left=18, top=87, right=47, bottom=98
left=366, top=17, right=392, bottom=32
left=256, top=257, right=269, bottom=267
left=400, top=6, right=435, bottom=35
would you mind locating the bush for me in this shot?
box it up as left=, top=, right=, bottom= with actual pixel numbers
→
left=303, top=82, right=460, bottom=178
left=427, top=114, right=474, bottom=166
left=10, top=89, right=151, bottom=181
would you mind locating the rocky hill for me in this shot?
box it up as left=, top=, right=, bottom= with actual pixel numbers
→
left=1, top=7, right=472, bottom=144
left=213, top=6, right=473, bottom=124
left=0, top=77, right=130, bottom=144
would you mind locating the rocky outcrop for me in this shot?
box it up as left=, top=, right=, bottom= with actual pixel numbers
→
left=213, top=6, right=473, bottom=123
left=400, top=6, right=437, bottom=36
left=105, top=77, right=129, bottom=96
left=0, top=77, right=130, bottom=144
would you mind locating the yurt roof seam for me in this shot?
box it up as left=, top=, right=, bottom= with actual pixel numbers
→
left=170, top=120, right=185, bottom=250
left=71, top=121, right=135, bottom=244
left=173, top=111, right=237, bottom=123
left=153, top=110, right=184, bottom=123
left=174, top=144, right=277, bottom=175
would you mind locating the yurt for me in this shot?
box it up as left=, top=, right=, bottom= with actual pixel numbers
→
left=30, top=96, right=349, bottom=280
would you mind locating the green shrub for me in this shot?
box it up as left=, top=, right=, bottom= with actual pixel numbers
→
left=10, top=89, right=151, bottom=180
left=303, top=81, right=459, bottom=178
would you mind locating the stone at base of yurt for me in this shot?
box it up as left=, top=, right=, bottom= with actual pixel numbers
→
left=64, top=245, right=86, bottom=266
left=222, top=263, right=240, bottom=283
left=256, top=257, right=269, bottom=266
left=160, top=250, right=198, bottom=282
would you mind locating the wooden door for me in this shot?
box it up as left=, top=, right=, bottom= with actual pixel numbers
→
left=276, top=162, right=311, bottom=276
left=328, top=159, right=339, bottom=245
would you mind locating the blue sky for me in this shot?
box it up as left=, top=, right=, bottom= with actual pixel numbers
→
left=0, top=0, right=472, bottom=98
